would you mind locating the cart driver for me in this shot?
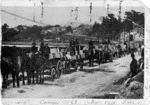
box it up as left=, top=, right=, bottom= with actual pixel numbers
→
left=31, top=42, right=37, bottom=54
left=44, top=44, right=50, bottom=59
left=40, top=42, right=45, bottom=56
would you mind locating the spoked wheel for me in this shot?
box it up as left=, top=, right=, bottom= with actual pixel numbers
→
left=51, top=67, right=56, bottom=81
left=56, top=60, right=63, bottom=78
left=79, top=61, right=84, bottom=71
left=73, top=61, right=78, bottom=71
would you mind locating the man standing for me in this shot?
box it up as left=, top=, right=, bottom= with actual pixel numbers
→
left=75, top=38, right=80, bottom=55
left=88, top=39, right=94, bottom=67
left=89, top=39, right=94, bottom=47
left=130, top=53, right=138, bottom=77
left=70, top=38, right=75, bottom=55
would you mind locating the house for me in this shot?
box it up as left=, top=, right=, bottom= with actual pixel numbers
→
left=41, top=29, right=52, bottom=35
left=73, top=24, right=92, bottom=35
left=120, top=28, right=144, bottom=43
left=41, top=26, right=66, bottom=35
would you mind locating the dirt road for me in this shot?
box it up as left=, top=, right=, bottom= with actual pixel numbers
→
left=2, top=53, right=140, bottom=98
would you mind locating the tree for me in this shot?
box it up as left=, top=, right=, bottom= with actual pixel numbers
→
left=17, top=25, right=23, bottom=31
left=2, top=28, right=19, bottom=41
left=101, top=14, right=120, bottom=41
left=2, top=23, right=9, bottom=33
left=123, top=10, right=144, bottom=41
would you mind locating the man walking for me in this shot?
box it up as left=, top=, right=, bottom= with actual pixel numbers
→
left=130, top=53, right=138, bottom=77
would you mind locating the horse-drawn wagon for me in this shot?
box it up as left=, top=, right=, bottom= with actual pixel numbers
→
left=1, top=45, right=84, bottom=88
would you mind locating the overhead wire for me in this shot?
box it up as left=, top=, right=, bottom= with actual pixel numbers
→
left=1, top=9, right=48, bottom=25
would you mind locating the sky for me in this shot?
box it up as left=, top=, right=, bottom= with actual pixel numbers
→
left=1, top=0, right=145, bottom=28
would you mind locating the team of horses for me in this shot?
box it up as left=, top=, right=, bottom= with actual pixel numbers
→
left=1, top=46, right=59, bottom=88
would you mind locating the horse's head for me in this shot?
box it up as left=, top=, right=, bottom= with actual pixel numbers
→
left=26, top=52, right=33, bottom=59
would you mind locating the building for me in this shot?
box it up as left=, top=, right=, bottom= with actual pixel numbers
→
left=73, top=24, right=92, bottom=36
left=41, top=26, right=66, bottom=35
left=120, top=28, right=144, bottom=43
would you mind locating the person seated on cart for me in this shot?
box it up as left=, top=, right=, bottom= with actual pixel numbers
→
left=39, top=42, right=45, bottom=56
left=44, top=44, right=50, bottom=59
left=70, top=38, right=75, bottom=55
left=61, top=52, right=72, bottom=69
left=31, top=41, right=37, bottom=54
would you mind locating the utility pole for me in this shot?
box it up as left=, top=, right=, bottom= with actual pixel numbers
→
left=118, top=0, right=123, bottom=44
left=118, top=0, right=123, bottom=22
left=41, top=2, right=44, bottom=24
left=89, top=2, right=92, bottom=23
left=107, top=4, right=109, bottom=16
left=107, top=4, right=109, bottom=42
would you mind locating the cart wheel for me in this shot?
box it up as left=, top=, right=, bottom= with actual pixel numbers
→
left=51, top=67, right=56, bottom=81
left=74, top=61, right=78, bottom=71
left=110, top=59, right=113, bottom=62
left=79, top=61, right=84, bottom=71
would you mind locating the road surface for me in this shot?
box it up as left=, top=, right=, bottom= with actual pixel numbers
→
left=2, top=53, right=140, bottom=98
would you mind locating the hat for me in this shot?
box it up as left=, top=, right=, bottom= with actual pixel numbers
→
left=131, top=53, right=135, bottom=57
left=32, top=42, right=36, bottom=45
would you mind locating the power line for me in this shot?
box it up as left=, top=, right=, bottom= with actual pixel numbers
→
left=1, top=9, right=48, bottom=26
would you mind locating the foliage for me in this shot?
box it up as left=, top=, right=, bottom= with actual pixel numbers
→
left=2, top=10, right=144, bottom=42
left=66, top=25, right=73, bottom=33
left=2, top=24, right=19, bottom=41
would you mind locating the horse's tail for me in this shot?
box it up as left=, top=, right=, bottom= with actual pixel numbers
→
left=14, top=56, right=22, bottom=72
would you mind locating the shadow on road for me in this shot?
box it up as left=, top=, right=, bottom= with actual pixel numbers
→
left=80, top=68, right=116, bottom=73
left=43, top=82, right=64, bottom=87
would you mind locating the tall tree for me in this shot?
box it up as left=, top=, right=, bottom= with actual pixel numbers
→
left=123, top=10, right=144, bottom=41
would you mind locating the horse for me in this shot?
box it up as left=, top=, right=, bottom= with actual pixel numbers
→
left=1, top=46, right=23, bottom=88
left=1, top=57, right=14, bottom=88
left=83, top=45, right=96, bottom=67
left=103, top=45, right=113, bottom=62
left=26, top=52, right=47, bottom=83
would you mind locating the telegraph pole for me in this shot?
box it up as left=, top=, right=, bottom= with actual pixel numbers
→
left=107, top=4, right=109, bottom=42
left=107, top=4, right=109, bottom=16
left=118, top=0, right=123, bottom=23
left=41, top=2, right=44, bottom=24
left=89, top=2, right=92, bottom=23
left=118, top=0, right=123, bottom=44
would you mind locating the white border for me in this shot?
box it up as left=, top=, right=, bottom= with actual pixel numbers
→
left=0, top=0, right=150, bottom=105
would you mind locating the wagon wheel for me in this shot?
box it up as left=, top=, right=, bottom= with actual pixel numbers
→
left=109, top=53, right=113, bottom=62
left=73, top=61, right=78, bottom=71
left=51, top=67, right=56, bottom=81
left=79, top=60, right=84, bottom=71
left=65, top=61, right=71, bottom=73
left=56, top=60, right=63, bottom=78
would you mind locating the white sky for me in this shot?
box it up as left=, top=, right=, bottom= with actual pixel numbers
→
left=1, top=0, right=145, bottom=27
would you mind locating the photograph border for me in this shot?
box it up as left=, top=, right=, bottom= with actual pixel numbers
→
left=0, top=0, right=150, bottom=105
